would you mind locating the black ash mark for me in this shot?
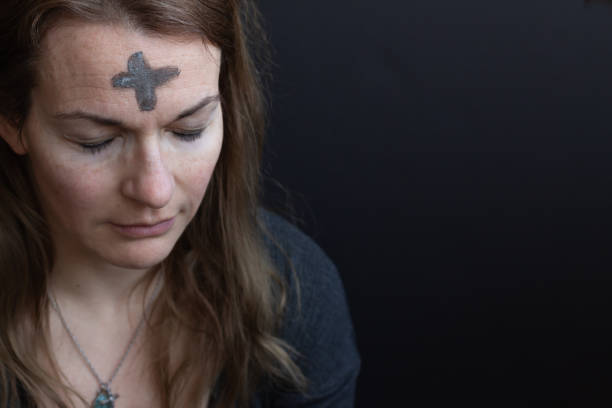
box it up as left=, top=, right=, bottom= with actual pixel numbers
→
left=111, top=51, right=180, bottom=111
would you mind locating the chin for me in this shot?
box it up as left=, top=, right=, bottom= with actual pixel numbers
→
left=109, top=257, right=166, bottom=271
left=99, top=240, right=177, bottom=270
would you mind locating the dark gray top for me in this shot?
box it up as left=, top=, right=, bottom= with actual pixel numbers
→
left=248, top=210, right=361, bottom=407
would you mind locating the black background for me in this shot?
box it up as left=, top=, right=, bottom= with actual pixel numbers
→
left=259, top=0, right=612, bottom=405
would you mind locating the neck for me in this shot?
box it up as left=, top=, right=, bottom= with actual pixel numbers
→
left=49, top=256, right=160, bottom=319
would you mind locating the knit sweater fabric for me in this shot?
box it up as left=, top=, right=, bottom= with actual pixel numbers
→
left=248, top=210, right=361, bottom=407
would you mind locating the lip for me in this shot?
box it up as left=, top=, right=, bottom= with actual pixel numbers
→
left=111, top=217, right=175, bottom=238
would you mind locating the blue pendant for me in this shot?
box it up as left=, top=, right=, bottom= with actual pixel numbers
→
left=92, top=384, right=118, bottom=408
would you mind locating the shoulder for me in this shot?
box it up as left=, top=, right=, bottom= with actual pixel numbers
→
left=256, top=209, right=360, bottom=407
left=257, top=209, right=348, bottom=324
left=258, top=208, right=337, bottom=288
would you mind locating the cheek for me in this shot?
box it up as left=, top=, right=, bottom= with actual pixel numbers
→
left=184, top=151, right=219, bottom=201
left=30, top=154, right=112, bottom=220
left=180, top=133, right=222, bottom=208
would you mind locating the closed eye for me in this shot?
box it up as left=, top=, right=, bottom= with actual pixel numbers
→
left=172, top=129, right=205, bottom=142
left=81, top=138, right=114, bottom=154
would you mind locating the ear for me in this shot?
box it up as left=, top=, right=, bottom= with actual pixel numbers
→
left=0, top=116, right=27, bottom=155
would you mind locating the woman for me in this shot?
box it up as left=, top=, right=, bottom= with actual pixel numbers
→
left=0, top=0, right=360, bottom=407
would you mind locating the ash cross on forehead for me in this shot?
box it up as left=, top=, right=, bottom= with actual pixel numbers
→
left=111, top=51, right=180, bottom=111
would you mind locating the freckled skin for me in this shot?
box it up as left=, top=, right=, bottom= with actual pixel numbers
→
left=20, top=22, right=223, bottom=271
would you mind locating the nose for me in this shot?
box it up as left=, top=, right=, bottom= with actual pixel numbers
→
left=120, top=139, right=174, bottom=209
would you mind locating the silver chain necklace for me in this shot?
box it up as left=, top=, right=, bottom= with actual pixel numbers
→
left=48, top=279, right=161, bottom=408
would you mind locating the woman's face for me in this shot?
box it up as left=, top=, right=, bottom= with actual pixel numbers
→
left=6, top=21, right=223, bottom=270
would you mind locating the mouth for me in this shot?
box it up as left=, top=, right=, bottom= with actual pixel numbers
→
left=111, top=217, right=175, bottom=238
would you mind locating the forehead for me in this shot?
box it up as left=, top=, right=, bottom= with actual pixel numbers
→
left=35, top=21, right=221, bottom=120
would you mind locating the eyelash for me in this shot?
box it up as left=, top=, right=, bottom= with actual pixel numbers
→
left=81, top=139, right=113, bottom=154
left=80, top=129, right=205, bottom=154
left=171, top=129, right=204, bottom=142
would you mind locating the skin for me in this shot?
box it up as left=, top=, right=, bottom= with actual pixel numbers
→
left=0, top=21, right=221, bottom=407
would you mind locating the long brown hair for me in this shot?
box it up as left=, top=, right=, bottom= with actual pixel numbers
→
left=0, top=1, right=304, bottom=407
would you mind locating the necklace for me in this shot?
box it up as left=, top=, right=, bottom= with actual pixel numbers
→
left=48, top=279, right=161, bottom=408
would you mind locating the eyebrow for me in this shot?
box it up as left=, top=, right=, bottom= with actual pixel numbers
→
left=53, top=94, right=220, bottom=126
left=175, top=94, right=220, bottom=120
left=53, top=111, right=123, bottom=127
